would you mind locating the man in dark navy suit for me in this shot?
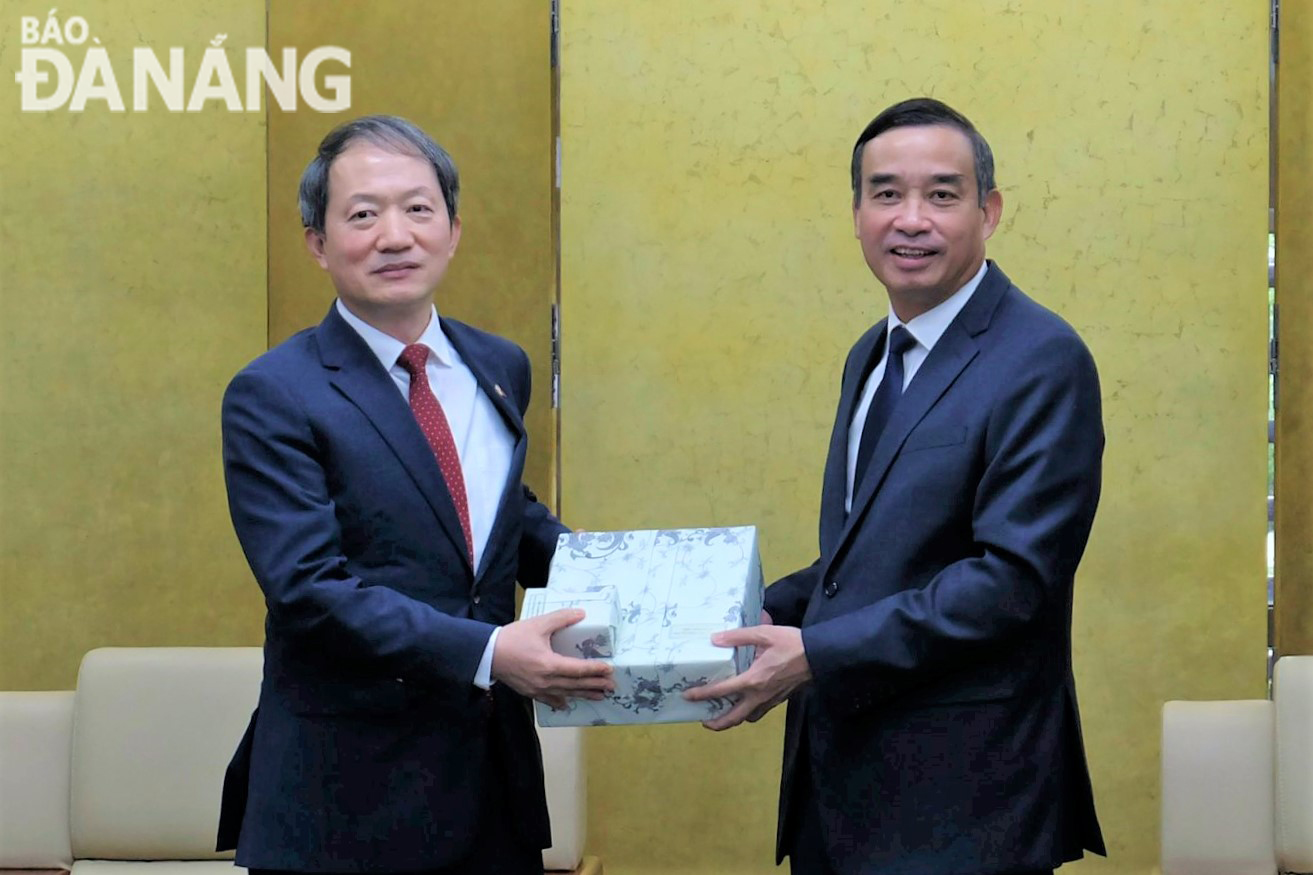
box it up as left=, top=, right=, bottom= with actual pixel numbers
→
left=216, top=115, right=612, bottom=875
left=688, top=98, right=1106, bottom=874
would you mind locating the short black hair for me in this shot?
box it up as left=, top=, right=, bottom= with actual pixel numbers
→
left=299, top=115, right=460, bottom=234
left=850, top=97, right=996, bottom=208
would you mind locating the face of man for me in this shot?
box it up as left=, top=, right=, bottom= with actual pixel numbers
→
left=853, top=124, right=1002, bottom=320
left=306, top=141, right=461, bottom=335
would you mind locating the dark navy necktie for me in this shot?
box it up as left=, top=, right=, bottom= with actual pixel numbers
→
left=853, top=325, right=917, bottom=490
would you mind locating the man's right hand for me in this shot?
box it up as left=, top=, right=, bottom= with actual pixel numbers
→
left=492, top=609, right=615, bottom=710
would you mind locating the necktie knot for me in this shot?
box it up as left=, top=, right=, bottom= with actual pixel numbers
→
left=397, top=344, right=430, bottom=377
left=888, top=325, right=916, bottom=359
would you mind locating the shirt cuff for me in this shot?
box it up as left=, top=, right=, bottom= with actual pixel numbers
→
left=474, top=626, right=500, bottom=690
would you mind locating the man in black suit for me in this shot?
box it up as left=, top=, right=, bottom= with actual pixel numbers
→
left=688, top=98, right=1106, bottom=874
left=217, top=115, right=612, bottom=875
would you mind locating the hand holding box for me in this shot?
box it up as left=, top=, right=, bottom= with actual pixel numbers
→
left=521, top=526, right=764, bottom=726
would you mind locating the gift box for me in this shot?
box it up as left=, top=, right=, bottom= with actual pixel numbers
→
left=521, top=526, right=763, bottom=727
left=520, top=586, right=619, bottom=659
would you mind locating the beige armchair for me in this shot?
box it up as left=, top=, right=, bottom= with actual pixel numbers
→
left=1161, top=655, right=1313, bottom=875
left=1, top=647, right=598, bottom=875
left=0, top=691, right=74, bottom=871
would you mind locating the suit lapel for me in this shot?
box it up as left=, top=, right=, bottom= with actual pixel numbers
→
left=833, top=263, right=1012, bottom=559
left=442, top=320, right=528, bottom=583
left=843, top=324, right=979, bottom=525
left=316, top=306, right=474, bottom=576
left=443, top=321, right=528, bottom=445
left=819, top=321, right=886, bottom=555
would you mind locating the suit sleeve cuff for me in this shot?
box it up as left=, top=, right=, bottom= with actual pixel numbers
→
left=473, top=626, right=500, bottom=690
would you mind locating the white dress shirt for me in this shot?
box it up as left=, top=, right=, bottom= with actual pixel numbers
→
left=844, top=261, right=988, bottom=512
left=336, top=299, right=512, bottom=688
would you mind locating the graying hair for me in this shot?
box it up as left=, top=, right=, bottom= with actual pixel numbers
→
left=299, top=115, right=460, bottom=234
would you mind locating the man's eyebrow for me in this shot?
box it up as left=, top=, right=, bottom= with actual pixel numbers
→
left=864, top=172, right=967, bottom=189
left=342, top=187, right=437, bottom=205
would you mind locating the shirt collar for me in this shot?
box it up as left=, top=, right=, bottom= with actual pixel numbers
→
left=334, top=299, right=458, bottom=370
left=887, top=260, right=988, bottom=352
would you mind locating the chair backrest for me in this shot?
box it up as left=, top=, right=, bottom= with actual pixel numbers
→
left=0, top=691, right=75, bottom=869
left=66, top=646, right=589, bottom=868
left=70, top=647, right=262, bottom=861
left=1161, top=699, right=1276, bottom=875
left=537, top=723, right=585, bottom=871
left=1276, top=655, right=1313, bottom=873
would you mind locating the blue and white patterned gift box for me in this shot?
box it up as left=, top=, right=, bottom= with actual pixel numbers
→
left=521, top=586, right=619, bottom=659
left=522, top=526, right=764, bottom=727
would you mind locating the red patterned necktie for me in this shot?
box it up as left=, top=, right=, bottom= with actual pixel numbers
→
left=396, top=344, right=474, bottom=563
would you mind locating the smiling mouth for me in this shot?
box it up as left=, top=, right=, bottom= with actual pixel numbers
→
left=890, top=247, right=936, bottom=258
left=373, top=263, right=420, bottom=275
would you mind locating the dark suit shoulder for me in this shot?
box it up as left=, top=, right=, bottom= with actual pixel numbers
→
left=976, top=284, right=1094, bottom=378
left=994, top=284, right=1089, bottom=347
left=227, top=324, right=321, bottom=387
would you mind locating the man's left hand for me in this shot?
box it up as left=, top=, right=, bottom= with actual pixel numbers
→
left=682, top=625, right=812, bottom=731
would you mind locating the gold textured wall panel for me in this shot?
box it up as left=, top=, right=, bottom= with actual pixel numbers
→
left=0, top=0, right=268, bottom=688
left=267, top=0, right=557, bottom=503
left=1276, top=2, right=1313, bottom=656
left=560, top=3, right=1269, bottom=873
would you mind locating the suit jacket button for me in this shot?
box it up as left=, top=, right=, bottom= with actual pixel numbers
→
left=824, top=581, right=838, bottom=597
left=472, top=594, right=482, bottom=605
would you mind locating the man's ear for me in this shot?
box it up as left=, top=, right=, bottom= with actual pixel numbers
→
left=304, top=227, right=328, bottom=269
left=981, top=189, right=1004, bottom=241
left=448, top=215, right=462, bottom=255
